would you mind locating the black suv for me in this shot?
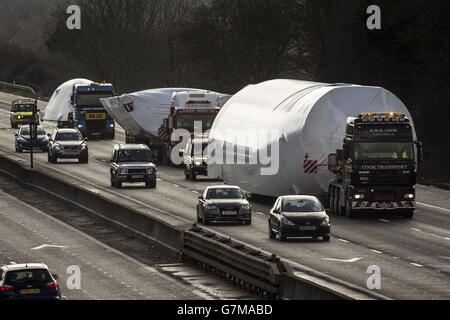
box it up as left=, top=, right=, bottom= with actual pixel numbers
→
left=110, top=144, right=157, bottom=189
left=47, top=128, right=89, bottom=163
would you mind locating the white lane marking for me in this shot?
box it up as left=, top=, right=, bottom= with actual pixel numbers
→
left=323, top=257, right=362, bottom=263
left=410, top=263, right=423, bottom=267
left=157, top=178, right=162, bottom=181
left=192, top=191, right=199, bottom=194
left=173, top=184, right=180, bottom=188
left=379, top=219, right=390, bottom=223
left=31, top=244, right=69, bottom=250
left=417, top=201, right=450, bottom=213
left=371, top=249, right=383, bottom=254
left=410, top=227, right=450, bottom=241
left=338, top=238, right=350, bottom=243
left=257, top=212, right=265, bottom=216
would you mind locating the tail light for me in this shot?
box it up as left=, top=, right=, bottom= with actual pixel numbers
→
left=0, top=285, right=14, bottom=292
left=45, top=282, right=59, bottom=290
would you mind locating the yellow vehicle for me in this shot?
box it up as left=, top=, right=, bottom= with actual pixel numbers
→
left=10, top=99, right=38, bottom=129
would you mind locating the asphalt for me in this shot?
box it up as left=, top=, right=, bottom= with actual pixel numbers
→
left=1, top=91, right=449, bottom=299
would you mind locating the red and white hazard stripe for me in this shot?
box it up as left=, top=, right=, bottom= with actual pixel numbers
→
left=304, top=160, right=318, bottom=174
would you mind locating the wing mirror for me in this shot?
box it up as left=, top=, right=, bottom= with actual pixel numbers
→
left=52, top=274, right=59, bottom=280
left=272, top=209, right=280, bottom=214
left=15, top=133, right=18, bottom=137
left=198, top=196, right=204, bottom=201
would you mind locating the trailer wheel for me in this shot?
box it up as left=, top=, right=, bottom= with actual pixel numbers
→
left=345, top=199, right=355, bottom=219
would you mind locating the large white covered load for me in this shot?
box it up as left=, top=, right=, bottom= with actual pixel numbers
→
left=207, top=79, right=415, bottom=197
left=100, top=88, right=231, bottom=138
left=42, top=78, right=92, bottom=122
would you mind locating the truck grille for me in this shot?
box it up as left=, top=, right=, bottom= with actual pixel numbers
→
left=86, top=120, right=106, bottom=130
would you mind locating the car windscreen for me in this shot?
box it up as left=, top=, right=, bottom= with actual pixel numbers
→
left=282, top=199, right=324, bottom=213
left=117, top=150, right=152, bottom=163
left=5, top=269, right=52, bottom=286
left=20, top=127, right=45, bottom=136
left=207, top=188, right=244, bottom=199
left=55, top=132, right=83, bottom=141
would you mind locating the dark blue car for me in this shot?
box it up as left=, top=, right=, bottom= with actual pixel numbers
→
left=0, top=263, right=61, bottom=300
left=15, top=126, right=49, bottom=153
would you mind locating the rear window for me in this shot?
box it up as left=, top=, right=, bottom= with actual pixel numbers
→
left=282, top=199, right=324, bottom=213
left=5, top=269, right=52, bottom=286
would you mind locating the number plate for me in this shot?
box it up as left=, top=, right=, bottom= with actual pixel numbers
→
left=132, top=175, right=144, bottom=179
left=86, top=113, right=106, bottom=120
left=222, top=211, right=237, bottom=216
left=20, top=289, right=40, bottom=295
left=299, top=226, right=317, bottom=231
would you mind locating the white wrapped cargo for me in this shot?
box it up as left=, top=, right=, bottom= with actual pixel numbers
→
left=42, top=78, right=92, bottom=122
left=100, top=88, right=230, bottom=137
left=208, top=79, right=415, bottom=197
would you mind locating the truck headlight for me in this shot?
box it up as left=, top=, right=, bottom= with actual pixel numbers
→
left=119, top=168, right=128, bottom=174
left=404, top=194, right=415, bottom=199
left=194, top=161, right=202, bottom=166
left=354, top=194, right=365, bottom=200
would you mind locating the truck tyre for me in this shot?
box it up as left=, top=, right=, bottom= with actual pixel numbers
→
left=336, top=190, right=342, bottom=216
left=345, top=199, right=355, bottom=219
left=403, top=210, right=414, bottom=219
left=184, top=168, right=189, bottom=180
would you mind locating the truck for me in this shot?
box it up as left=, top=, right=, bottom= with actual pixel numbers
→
left=67, top=82, right=116, bottom=139
left=10, top=99, right=39, bottom=129
left=156, top=91, right=223, bottom=165
left=328, top=112, right=422, bottom=219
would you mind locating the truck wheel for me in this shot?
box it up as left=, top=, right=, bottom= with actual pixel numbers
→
left=345, top=200, right=355, bottom=219
left=335, top=190, right=341, bottom=216
left=403, top=210, right=414, bottom=219
left=184, top=168, right=189, bottom=180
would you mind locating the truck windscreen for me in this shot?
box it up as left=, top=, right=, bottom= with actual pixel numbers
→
left=13, top=104, right=34, bottom=112
left=354, top=142, right=414, bottom=161
left=76, top=93, right=112, bottom=106
left=176, top=114, right=215, bottom=131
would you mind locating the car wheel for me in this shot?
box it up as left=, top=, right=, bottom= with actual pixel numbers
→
left=110, top=177, right=116, bottom=188
left=196, top=208, right=202, bottom=223
left=51, top=155, right=58, bottom=164
left=279, top=227, right=287, bottom=242
left=47, top=152, right=51, bottom=163
left=146, top=181, right=157, bottom=189
left=269, top=222, right=276, bottom=239
left=190, top=171, right=196, bottom=181
left=243, top=220, right=252, bottom=226
left=202, top=214, right=209, bottom=225
left=322, top=235, right=331, bottom=242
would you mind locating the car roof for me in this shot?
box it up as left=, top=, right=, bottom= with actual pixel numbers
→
left=281, top=195, right=321, bottom=201
left=1, top=263, right=49, bottom=272
left=55, top=128, right=79, bottom=133
left=206, top=185, right=241, bottom=190
left=114, top=144, right=149, bottom=151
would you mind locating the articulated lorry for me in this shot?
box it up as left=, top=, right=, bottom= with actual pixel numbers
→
left=208, top=79, right=422, bottom=218
left=101, top=88, right=231, bottom=163
left=43, top=79, right=116, bottom=139
left=328, top=112, right=422, bottom=219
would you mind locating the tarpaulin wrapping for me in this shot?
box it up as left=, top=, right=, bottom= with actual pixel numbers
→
left=208, top=79, right=415, bottom=197
left=42, top=79, right=92, bottom=122
left=100, top=88, right=230, bottom=138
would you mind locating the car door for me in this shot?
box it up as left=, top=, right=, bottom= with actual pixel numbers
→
left=198, top=189, right=207, bottom=218
left=269, top=197, right=282, bottom=230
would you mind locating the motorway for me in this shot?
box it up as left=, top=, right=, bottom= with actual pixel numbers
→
left=1, top=92, right=450, bottom=299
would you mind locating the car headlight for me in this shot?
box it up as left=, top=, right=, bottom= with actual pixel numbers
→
left=241, top=203, right=251, bottom=210
left=354, top=194, right=365, bottom=200
left=147, top=167, right=156, bottom=174
left=80, top=144, right=87, bottom=150
left=404, top=194, right=415, bottom=199
left=321, top=218, right=330, bottom=226
left=54, top=144, right=61, bottom=151
left=119, top=168, right=128, bottom=174
left=281, top=217, right=295, bottom=226
left=109, top=124, right=115, bottom=128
